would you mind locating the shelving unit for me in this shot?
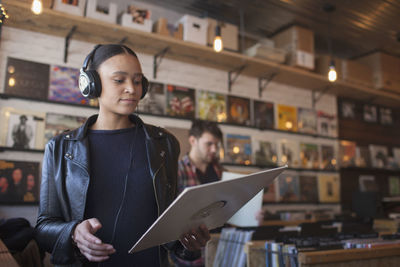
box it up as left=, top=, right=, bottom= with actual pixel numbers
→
left=4, top=0, right=400, bottom=108
left=0, top=93, right=339, bottom=140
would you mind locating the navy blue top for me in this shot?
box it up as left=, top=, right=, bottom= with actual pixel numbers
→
left=84, top=124, right=159, bottom=267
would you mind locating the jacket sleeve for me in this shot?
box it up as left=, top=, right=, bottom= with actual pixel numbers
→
left=34, top=140, right=81, bottom=265
left=162, top=132, right=203, bottom=262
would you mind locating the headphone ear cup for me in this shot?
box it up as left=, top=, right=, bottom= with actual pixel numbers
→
left=90, top=70, right=102, bottom=98
left=79, top=70, right=102, bottom=99
left=141, top=76, right=149, bottom=99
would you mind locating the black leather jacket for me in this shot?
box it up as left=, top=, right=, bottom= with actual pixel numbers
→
left=34, top=114, right=180, bottom=266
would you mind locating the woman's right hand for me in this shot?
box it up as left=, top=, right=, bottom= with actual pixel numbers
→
left=72, top=218, right=115, bottom=262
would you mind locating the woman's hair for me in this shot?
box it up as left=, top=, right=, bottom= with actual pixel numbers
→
left=88, top=44, right=138, bottom=71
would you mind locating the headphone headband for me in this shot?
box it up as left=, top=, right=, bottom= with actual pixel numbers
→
left=82, top=44, right=102, bottom=71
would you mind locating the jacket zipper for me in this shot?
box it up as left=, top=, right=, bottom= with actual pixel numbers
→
left=152, top=162, right=164, bottom=266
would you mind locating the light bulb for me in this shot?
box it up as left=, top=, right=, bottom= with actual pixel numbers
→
left=31, top=0, right=43, bottom=15
left=213, top=25, right=223, bottom=52
left=213, top=36, right=223, bottom=53
left=328, top=60, right=337, bottom=82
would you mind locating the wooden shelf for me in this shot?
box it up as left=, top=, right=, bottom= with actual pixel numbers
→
left=3, top=0, right=400, bottom=108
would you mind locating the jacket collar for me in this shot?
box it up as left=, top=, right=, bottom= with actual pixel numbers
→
left=66, top=114, right=161, bottom=141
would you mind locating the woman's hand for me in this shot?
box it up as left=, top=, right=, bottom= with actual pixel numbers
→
left=72, top=218, right=115, bottom=262
left=179, top=224, right=211, bottom=251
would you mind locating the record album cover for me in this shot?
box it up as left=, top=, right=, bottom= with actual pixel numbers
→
left=355, top=146, right=371, bottom=168
left=299, top=175, right=318, bottom=202
left=339, top=100, right=357, bottom=119
left=138, top=82, right=166, bottom=115
left=363, top=104, right=378, bottom=123
left=197, top=90, right=227, bottom=122
left=225, top=134, right=252, bottom=165
left=0, top=107, right=46, bottom=150
left=227, top=96, right=251, bottom=125
left=278, top=139, right=300, bottom=168
left=263, top=180, right=277, bottom=202
left=339, top=140, right=356, bottom=167
left=254, top=140, right=278, bottom=166
left=299, top=143, right=320, bottom=169
left=0, top=159, right=40, bottom=204
left=48, top=65, right=93, bottom=106
left=44, top=113, right=87, bottom=145
left=318, top=174, right=340, bottom=203
left=321, top=144, right=336, bottom=170
left=379, top=107, right=393, bottom=125
left=317, top=111, right=337, bottom=137
left=369, top=145, right=388, bottom=168
left=166, top=85, right=195, bottom=119
left=297, top=108, right=317, bottom=134
left=277, top=104, right=297, bottom=132
left=4, top=57, right=49, bottom=100
left=389, top=176, right=400, bottom=196
left=276, top=172, right=300, bottom=202
left=253, top=100, right=274, bottom=129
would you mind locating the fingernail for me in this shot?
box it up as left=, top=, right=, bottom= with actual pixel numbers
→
left=95, top=240, right=101, bottom=244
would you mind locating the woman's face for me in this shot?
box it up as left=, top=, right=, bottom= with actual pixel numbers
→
left=97, top=53, right=143, bottom=116
left=27, top=174, right=35, bottom=190
left=12, top=168, right=23, bottom=184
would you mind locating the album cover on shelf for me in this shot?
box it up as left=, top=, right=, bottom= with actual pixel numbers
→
left=0, top=107, right=46, bottom=150
left=277, top=104, right=297, bottom=132
left=254, top=140, right=278, bottom=166
left=299, top=143, right=320, bottom=169
left=276, top=172, right=300, bottom=202
left=225, top=134, right=252, bottom=165
left=166, top=85, right=195, bottom=119
left=48, top=65, right=93, bottom=106
left=393, top=148, right=400, bottom=169
left=318, top=174, right=340, bottom=203
left=0, top=159, right=40, bottom=204
left=355, top=146, right=371, bottom=168
left=44, top=113, right=87, bottom=145
left=389, top=176, right=400, bottom=196
left=363, top=104, right=378, bottom=123
left=197, top=90, right=227, bottom=122
left=299, top=175, right=318, bottom=202
left=358, top=175, right=378, bottom=192
left=379, top=107, right=393, bottom=125
left=339, top=99, right=357, bottom=119
left=317, top=111, right=337, bottom=137
left=369, top=144, right=388, bottom=168
left=339, top=140, right=356, bottom=167
left=138, top=82, right=166, bottom=115
left=4, top=57, right=49, bottom=100
left=263, top=180, right=278, bottom=202
left=320, top=144, right=336, bottom=170
left=253, top=100, right=274, bottom=129
left=297, top=108, right=317, bottom=135
left=227, top=96, right=251, bottom=125
left=278, top=139, right=300, bottom=168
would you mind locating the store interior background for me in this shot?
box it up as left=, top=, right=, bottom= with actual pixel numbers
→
left=0, top=0, right=399, bottom=229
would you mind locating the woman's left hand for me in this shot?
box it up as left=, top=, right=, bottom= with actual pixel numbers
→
left=179, top=224, right=211, bottom=251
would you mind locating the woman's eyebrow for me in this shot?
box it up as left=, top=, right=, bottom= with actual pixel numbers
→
left=111, top=71, right=143, bottom=76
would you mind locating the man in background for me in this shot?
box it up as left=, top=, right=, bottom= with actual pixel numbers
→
left=177, top=119, right=224, bottom=193
left=173, top=120, right=224, bottom=266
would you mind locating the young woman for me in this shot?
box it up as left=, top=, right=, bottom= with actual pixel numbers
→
left=35, top=44, right=210, bottom=267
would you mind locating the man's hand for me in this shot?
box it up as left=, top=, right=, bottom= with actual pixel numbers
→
left=72, top=218, right=115, bottom=262
left=179, top=224, right=210, bottom=251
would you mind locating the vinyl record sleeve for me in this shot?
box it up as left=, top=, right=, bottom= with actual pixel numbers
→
left=129, top=165, right=287, bottom=253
